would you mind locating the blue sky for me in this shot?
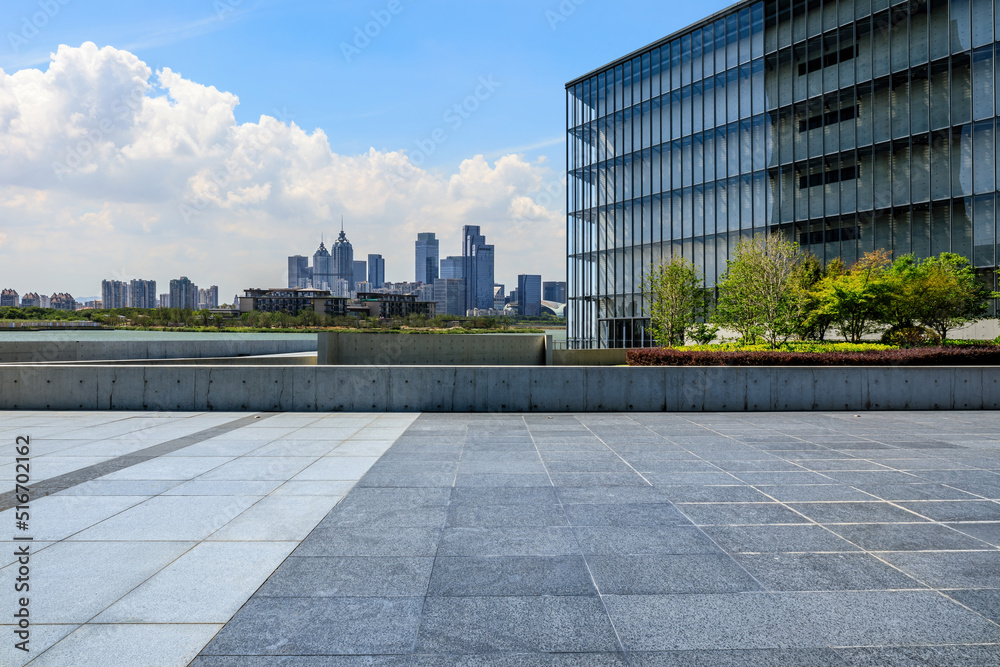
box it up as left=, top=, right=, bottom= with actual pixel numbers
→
left=0, top=0, right=735, bottom=297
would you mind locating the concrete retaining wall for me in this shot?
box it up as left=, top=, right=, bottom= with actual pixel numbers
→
left=2, top=365, right=998, bottom=412
left=318, top=333, right=549, bottom=366
left=553, top=349, right=628, bottom=366
left=0, top=338, right=317, bottom=364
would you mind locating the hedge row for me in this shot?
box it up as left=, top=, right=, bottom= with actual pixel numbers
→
left=627, top=346, right=1000, bottom=367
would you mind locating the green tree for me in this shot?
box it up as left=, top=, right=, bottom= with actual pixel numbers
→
left=643, top=256, right=706, bottom=347
left=881, top=254, right=925, bottom=330
left=914, top=253, right=998, bottom=340
left=714, top=234, right=803, bottom=348
left=814, top=249, right=892, bottom=343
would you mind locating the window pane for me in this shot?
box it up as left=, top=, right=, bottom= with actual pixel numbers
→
left=973, top=47, right=995, bottom=120
left=951, top=0, right=972, bottom=53
left=974, top=119, right=995, bottom=194
left=974, top=194, right=995, bottom=267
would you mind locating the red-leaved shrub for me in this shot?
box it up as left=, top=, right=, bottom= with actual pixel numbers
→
left=626, top=346, right=1000, bottom=366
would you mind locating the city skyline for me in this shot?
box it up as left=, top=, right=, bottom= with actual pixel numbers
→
left=0, top=0, right=734, bottom=302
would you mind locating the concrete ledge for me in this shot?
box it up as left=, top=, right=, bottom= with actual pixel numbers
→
left=318, top=332, right=548, bottom=366
left=0, top=338, right=317, bottom=363
left=553, top=348, right=628, bottom=366
left=2, top=365, right=999, bottom=412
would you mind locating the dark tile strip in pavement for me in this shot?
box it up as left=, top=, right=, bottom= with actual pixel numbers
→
left=198, top=412, right=1000, bottom=664
left=0, top=412, right=276, bottom=510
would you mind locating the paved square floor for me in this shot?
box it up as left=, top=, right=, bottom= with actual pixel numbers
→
left=3, top=411, right=1000, bottom=664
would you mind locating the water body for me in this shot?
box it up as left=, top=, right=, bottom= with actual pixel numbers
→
left=0, top=331, right=316, bottom=342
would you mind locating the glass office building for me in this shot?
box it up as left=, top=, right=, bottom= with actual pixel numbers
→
left=566, top=0, right=1000, bottom=348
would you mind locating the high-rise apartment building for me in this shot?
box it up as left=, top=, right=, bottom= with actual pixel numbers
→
left=288, top=255, right=310, bottom=288
left=20, top=293, right=40, bottom=308
left=198, top=286, right=219, bottom=310
left=169, top=277, right=199, bottom=310
left=567, top=0, right=1000, bottom=348
left=50, top=293, right=76, bottom=311
left=517, top=274, right=542, bottom=317
left=333, top=223, right=355, bottom=291
left=368, top=254, right=385, bottom=288
left=159, top=293, right=170, bottom=308
left=415, top=232, right=440, bottom=284
left=1, top=289, right=18, bottom=307
left=129, top=279, right=157, bottom=309
left=543, top=281, right=567, bottom=303
left=462, top=226, right=495, bottom=311
left=101, top=280, right=129, bottom=309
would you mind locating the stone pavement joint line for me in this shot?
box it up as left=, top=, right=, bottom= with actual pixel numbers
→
left=0, top=413, right=277, bottom=511
left=195, top=412, right=1000, bottom=664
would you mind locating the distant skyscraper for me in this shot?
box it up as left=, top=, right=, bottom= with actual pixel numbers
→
left=159, top=293, right=170, bottom=308
left=440, top=256, right=464, bottom=280
left=21, top=293, right=40, bottom=308
left=434, top=278, right=466, bottom=316
left=493, top=284, right=505, bottom=311
left=415, top=232, right=439, bottom=284
left=518, top=275, right=542, bottom=317
left=312, top=241, right=333, bottom=290
left=1, top=289, right=18, bottom=307
left=368, top=254, right=385, bottom=288
left=543, top=281, right=567, bottom=303
left=462, top=225, right=494, bottom=312
left=130, top=279, right=157, bottom=309
left=169, top=277, right=198, bottom=310
left=353, top=260, right=367, bottom=289
left=101, top=280, right=128, bottom=309
left=333, top=219, right=355, bottom=290
left=288, top=255, right=310, bottom=288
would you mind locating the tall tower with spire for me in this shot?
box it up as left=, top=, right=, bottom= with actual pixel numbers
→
left=332, top=216, right=355, bottom=293
left=312, top=238, right=333, bottom=291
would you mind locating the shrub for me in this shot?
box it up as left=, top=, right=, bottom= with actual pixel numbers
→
left=681, top=342, right=894, bottom=353
left=687, top=322, right=720, bottom=345
left=880, top=326, right=941, bottom=348
left=627, top=345, right=1000, bottom=366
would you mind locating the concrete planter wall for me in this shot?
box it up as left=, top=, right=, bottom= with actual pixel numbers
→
left=0, top=339, right=317, bottom=364
left=1, top=365, right=998, bottom=412
left=318, top=332, right=551, bottom=366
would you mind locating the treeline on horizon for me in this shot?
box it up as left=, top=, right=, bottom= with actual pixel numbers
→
left=0, top=306, right=565, bottom=330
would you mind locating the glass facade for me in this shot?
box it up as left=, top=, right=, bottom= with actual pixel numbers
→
left=567, top=0, right=1000, bottom=349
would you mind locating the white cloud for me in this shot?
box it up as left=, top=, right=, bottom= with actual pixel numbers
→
left=0, top=43, right=565, bottom=298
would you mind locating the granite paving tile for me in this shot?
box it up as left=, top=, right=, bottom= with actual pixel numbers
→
left=437, top=526, right=582, bottom=557
left=256, top=556, right=435, bottom=598
left=415, top=596, right=620, bottom=654
left=201, top=597, right=424, bottom=656
left=426, top=556, right=596, bottom=597
left=587, top=554, right=764, bottom=594
left=735, top=553, right=923, bottom=591
left=780, top=590, right=1000, bottom=646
